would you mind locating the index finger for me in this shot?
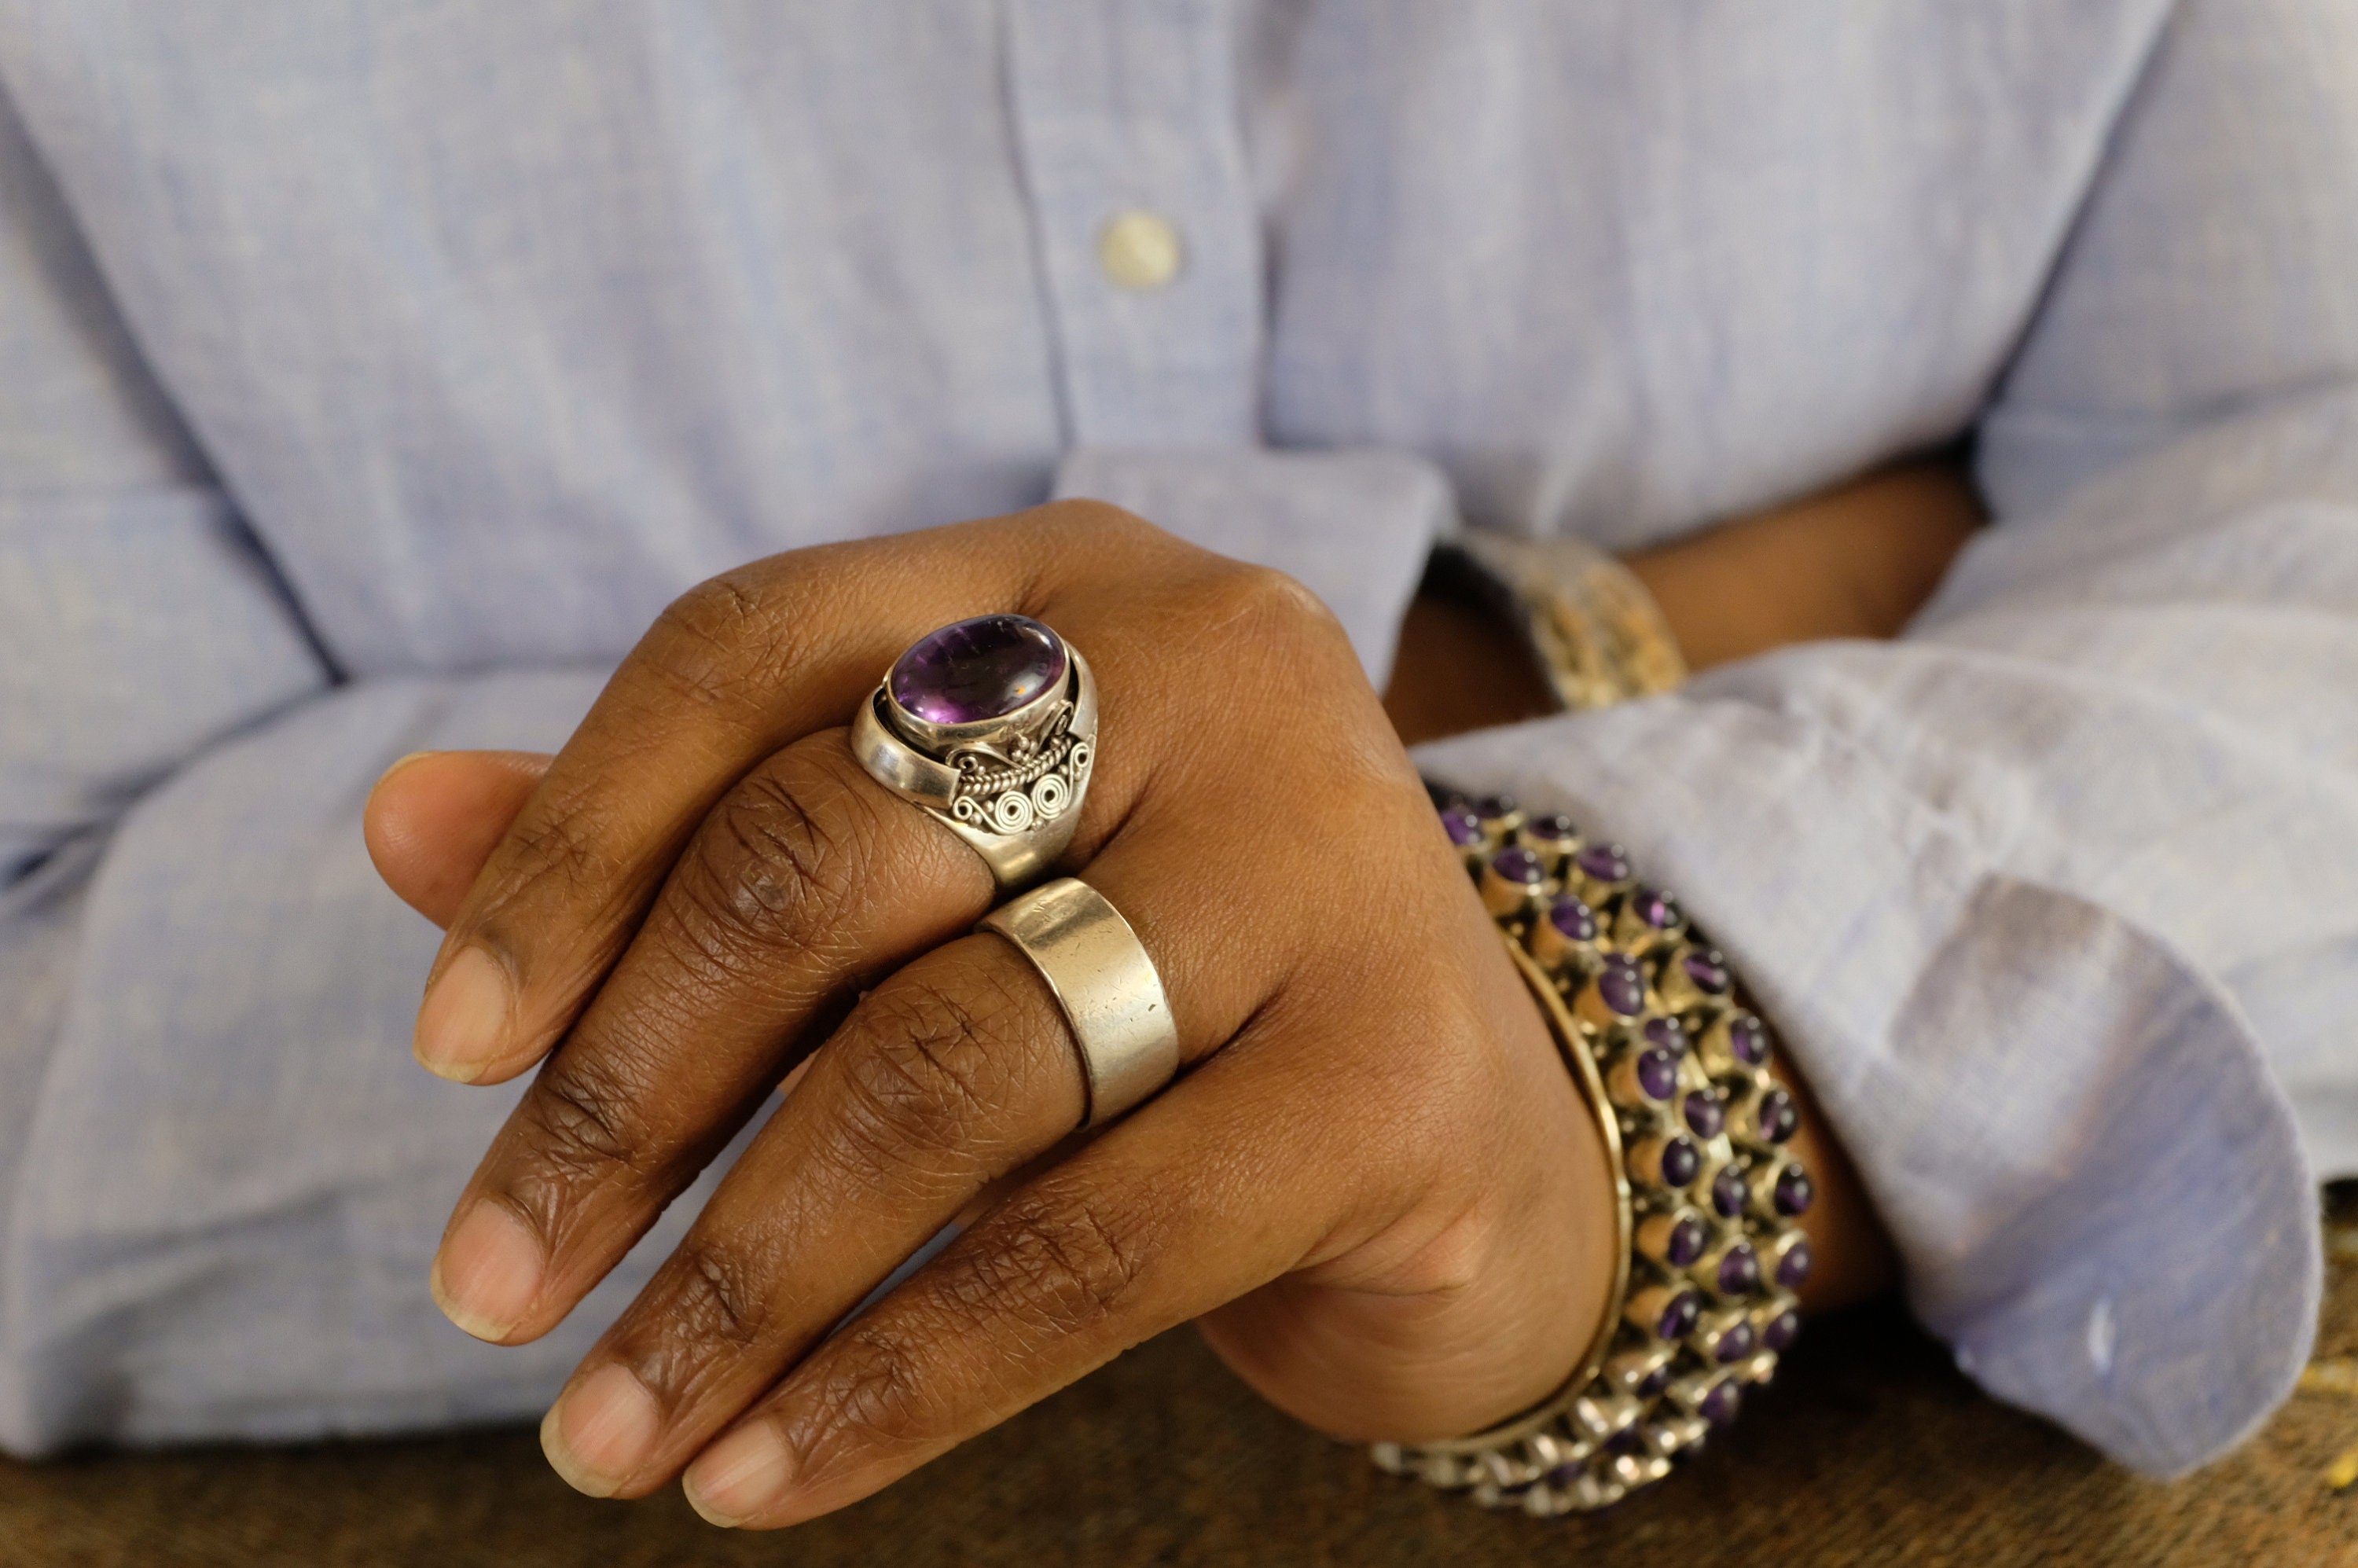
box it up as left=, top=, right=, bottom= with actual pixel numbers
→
left=412, top=504, right=1142, bottom=1085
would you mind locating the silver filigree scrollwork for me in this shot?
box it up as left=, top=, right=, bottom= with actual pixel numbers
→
left=945, top=702, right=1093, bottom=836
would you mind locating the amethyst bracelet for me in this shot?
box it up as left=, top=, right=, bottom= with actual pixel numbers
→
left=1371, top=791, right=1813, bottom=1515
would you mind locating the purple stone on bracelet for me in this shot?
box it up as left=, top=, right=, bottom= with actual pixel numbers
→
left=1776, top=1238, right=1813, bottom=1291
left=1699, top=1379, right=1743, bottom=1426
left=1713, top=1320, right=1757, bottom=1364
left=889, top=614, right=1067, bottom=724
left=1774, top=1166, right=1815, bottom=1217
left=1597, top=957, right=1647, bottom=1016
left=1526, top=812, right=1579, bottom=845
left=1710, top=1167, right=1748, bottom=1219
left=1726, top=1015, right=1770, bottom=1067
left=1717, top=1243, right=1761, bottom=1295
left=1658, top=1291, right=1702, bottom=1340
left=1682, top=1089, right=1724, bottom=1139
left=1472, top=793, right=1519, bottom=822
left=1761, top=1308, right=1803, bottom=1353
left=1440, top=806, right=1483, bottom=847
left=1630, top=885, right=1682, bottom=931
left=1682, top=949, right=1732, bottom=996
left=1756, top=1087, right=1798, bottom=1144
left=1548, top=896, right=1599, bottom=942
left=1547, top=1461, right=1586, bottom=1486
left=1639, top=1365, right=1676, bottom=1398
left=1643, top=1015, right=1688, bottom=1056
left=1576, top=842, right=1632, bottom=883
left=1636, top=1048, right=1680, bottom=1102
left=1491, top=846, right=1546, bottom=886
left=1664, top=1214, right=1707, bottom=1268
left=1658, top=1136, right=1701, bottom=1188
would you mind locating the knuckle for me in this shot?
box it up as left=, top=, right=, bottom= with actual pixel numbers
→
left=517, top=1049, right=656, bottom=1191
left=832, top=977, right=1023, bottom=1166
left=646, top=570, right=796, bottom=711
left=949, top=1188, right=1154, bottom=1338
left=645, top=1236, right=774, bottom=1364
left=678, top=766, right=873, bottom=954
left=792, top=1322, right=938, bottom=1467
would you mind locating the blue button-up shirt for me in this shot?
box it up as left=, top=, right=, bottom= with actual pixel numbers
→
left=2, top=1, right=2350, bottom=1477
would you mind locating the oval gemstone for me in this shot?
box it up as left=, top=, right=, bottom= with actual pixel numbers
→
left=1658, top=1291, right=1702, bottom=1340
left=1762, top=1308, right=1803, bottom=1353
left=1776, top=1238, right=1814, bottom=1290
left=1576, top=842, right=1632, bottom=883
left=1527, top=812, right=1579, bottom=843
left=1597, top=958, right=1646, bottom=1016
left=1639, top=1365, right=1675, bottom=1398
left=1491, top=846, right=1545, bottom=885
left=1440, top=806, right=1483, bottom=846
left=1644, top=1016, right=1688, bottom=1055
left=890, top=615, right=1067, bottom=725
left=1726, top=1015, right=1770, bottom=1067
left=1632, top=886, right=1682, bottom=930
left=1717, top=1243, right=1761, bottom=1295
left=1548, top=896, right=1599, bottom=942
left=1711, top=1167, right=1749, bottom=1219
left=1472, top=793, right=1519, bottom=821
left=1658, top=1136, right=1701, bottom=1188
left=1684, top=1089, right=1725, bottom=1140
left=1683, top=949, right=1732, bottom=995
left=1774, top=1166, right=1816, bottom=1217
left=1713, top=1321, right=1757, bottom=1364
left=1636, top=1048, right=1680, bottom=1101
left=1665, top=1214, right=1707, bottom=1268
left=1757, top=1087, right=1799, bottom=1144
left=1699, top=1379, right=1743, bottom=1426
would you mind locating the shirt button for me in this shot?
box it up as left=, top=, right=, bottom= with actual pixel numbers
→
left=1097, top=210, right=1185, bottom=291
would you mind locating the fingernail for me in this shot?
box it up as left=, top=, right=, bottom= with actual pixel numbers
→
left=683, top=1420, right=793, bottom=1527
left=541, top=1363, right=661, bottom=1499
left=414, top=944, right=513, bottom=1082
left=373, top=750, right=442, bottom=791
left=430, top=1202, right=543, bottom=1342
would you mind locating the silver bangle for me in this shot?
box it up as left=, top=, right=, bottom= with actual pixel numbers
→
left=1373, top=792, right=1814, bottom=1515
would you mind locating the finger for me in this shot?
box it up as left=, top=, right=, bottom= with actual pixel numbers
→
left=364, top=751, right=552, bottom=927
left=679, top=1028, right=1364, bottom=1530
left=429, top=728, right=991, bottom=1343
left=523, top=789, right=1291, bottom=1499
left=413, top=505, right=1171, bottom=1084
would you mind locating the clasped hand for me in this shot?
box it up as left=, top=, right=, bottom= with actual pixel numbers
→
left=365, top=503, right=1615, bottom=1529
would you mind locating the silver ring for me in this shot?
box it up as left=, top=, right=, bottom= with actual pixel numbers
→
left=850, top=614, right=1096, bottom=894
left=979, top=879, right=1178, bottom=1128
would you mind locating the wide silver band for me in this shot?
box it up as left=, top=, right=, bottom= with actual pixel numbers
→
left=979, top=878, right=1178, bottom=1129
left=850, top=647, right=1097, bottom=894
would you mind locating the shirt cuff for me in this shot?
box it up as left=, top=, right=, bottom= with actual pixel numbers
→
left=1052, top=446, right=1450, bottom=688
left=1416, top=680, right=2319, bottom=1478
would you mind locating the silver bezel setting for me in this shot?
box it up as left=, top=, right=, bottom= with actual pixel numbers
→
left=850, top=637, right=1098, bottom=893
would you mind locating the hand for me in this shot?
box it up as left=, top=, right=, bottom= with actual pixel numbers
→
left=366, top=505, right=1622, bottom=1528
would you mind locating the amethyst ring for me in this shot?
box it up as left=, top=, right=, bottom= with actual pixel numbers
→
left=850, top=614, right=1098, bottom=894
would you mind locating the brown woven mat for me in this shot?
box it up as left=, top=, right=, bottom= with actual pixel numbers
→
left=7, top=1211, right=2356, bottom=1568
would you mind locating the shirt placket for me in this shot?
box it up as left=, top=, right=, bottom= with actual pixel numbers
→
left=1003, top=0, right=1264, bottom=450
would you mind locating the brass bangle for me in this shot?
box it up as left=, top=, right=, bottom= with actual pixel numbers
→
left=1374, top=796, right=1815, bottom=1515
left=1443, top=528, right=1688, bottom=712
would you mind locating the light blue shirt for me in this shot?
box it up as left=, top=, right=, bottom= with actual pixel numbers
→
left=2, top=1, right=2351, bottom=1478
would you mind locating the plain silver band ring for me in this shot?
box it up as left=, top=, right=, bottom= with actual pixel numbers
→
left=979, top=878, right=1179, bottom=1128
